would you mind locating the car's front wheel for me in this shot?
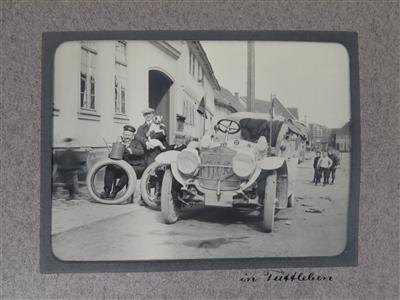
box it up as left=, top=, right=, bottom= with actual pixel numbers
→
left=262, top=171, right=277, bottom=232
left=140, top=161, right=164, bottom=210
left=160, top=168, right=179, bottom=224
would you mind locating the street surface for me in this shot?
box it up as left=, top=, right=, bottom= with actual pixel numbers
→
left=52, top=152, right=350, bottom=261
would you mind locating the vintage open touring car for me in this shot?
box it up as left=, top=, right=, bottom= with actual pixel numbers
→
left=155, top=112, right=307, bottom=232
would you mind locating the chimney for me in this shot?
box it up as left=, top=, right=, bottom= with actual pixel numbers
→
left=247, top=41, right=255, bottom=112
left=234, top=92, right=239, bottom=100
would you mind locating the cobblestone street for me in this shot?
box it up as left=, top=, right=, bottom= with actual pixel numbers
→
left=52, top=153, right=350, bottom=261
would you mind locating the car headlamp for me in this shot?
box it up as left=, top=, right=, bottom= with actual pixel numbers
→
left=232, top=151, right=256, bottom=178
left=176, top=148, right=200, bottom=176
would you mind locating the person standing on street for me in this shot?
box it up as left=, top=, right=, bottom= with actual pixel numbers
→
left=312, top=151, right=322, bottom=185
left=327, top=147, right=339, bottom=185
left=317, top=151, right=333, bottom=186
left=55, top=138, right=80, bottom=200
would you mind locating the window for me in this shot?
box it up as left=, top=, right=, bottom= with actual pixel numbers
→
left=183, top=99, right=196, bottom=126
left=115, top=41, right=127, bottom=114
left=189, top=52, right=192, bottom=74
left=197, top=62, right=201, bottom=81
left=199, top=67, right=204, bottom=87
left=191, top=54, right=196, bottom=76
left=80, top=43, right=97, bottom=110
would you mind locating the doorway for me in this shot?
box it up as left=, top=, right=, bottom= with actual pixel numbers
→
left=148, top=70, right=173, bottom=143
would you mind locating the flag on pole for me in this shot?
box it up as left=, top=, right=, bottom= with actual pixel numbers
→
left=197, top=96, right=207, bottom=119
left=270, top=96, right=275, bottom=120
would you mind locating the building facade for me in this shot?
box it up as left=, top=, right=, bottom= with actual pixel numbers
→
left=53, top=40, right=220, bottom=149
left=308, top=123, right=331, bottom=150
left=334, top=121, right=351, bottom=152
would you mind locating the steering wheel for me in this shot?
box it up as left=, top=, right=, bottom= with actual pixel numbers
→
left=217, top=119, right=240, bottom=134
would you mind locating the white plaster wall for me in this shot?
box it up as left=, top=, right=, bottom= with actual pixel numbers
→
left=53, top=42, right=80, bottom=147
left=53, top=41, right=218, bottom=148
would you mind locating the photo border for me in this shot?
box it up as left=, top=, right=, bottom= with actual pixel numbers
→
left=41, top=31, right=360, bottom=273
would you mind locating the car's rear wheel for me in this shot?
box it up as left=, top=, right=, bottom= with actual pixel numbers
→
left=160, top=168, right=179, bottom=224
left=262, top=171, right=277, bottom=232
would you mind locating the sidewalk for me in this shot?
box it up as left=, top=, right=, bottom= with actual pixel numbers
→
left=52, top=183, right=143, bottom=235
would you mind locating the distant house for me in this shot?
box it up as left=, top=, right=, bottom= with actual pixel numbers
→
left=335, top=121, right=351, bottom=152
left=214, top=87, right=245, bottom=120
left=240, top=96, right=299, bottom=121
left=308, top=123, right=331, bottom=150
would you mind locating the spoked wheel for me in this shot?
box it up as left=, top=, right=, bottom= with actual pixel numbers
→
left=86, top=158, right=137, bottom=204
left=160, top=168, right=180, bottom=224
left=140, top=161, right=164, bottom=210
left=262, top=171, right=277, bottom=232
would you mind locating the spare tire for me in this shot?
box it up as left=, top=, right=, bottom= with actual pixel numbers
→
left=86, top=158, right=137, bottom=204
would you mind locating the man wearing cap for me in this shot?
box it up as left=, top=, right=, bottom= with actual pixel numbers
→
left=101, top=125, right=146, bottom=199
left=136, top=107, right=168, bottom=165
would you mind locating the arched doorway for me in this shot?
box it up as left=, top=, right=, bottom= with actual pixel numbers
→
left=148, top=70, right=173, bottom=142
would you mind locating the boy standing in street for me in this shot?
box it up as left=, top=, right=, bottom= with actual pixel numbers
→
left=317, top=151, right=333, bottom=186
left=313, top=151, right=322, bottom=185
left=327, top=148, right=339, bottom=185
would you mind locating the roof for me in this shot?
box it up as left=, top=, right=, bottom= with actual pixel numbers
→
left=188, top=41, right=221, bottom=91
left=288, top=119, right=309, bottom=139
left=226, top=112, right=308, bottom=139
left=240, top=96, right=298, bottom=120
left=227, top=111, right=284, bottom=121
left=214, top=87, right=246, bottom=113
left=287, top=108, right=299, bottom=120
left=336, top=121, right=351, bottom=135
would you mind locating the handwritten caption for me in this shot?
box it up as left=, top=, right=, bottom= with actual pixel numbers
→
left=240, top=270, right=333, bottom=282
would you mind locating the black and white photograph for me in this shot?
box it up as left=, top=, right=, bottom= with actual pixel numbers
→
left=51, top=40, right=351, bottom=261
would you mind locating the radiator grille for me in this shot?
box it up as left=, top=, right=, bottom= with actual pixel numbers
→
left=198, top=146, right=240, bottom=190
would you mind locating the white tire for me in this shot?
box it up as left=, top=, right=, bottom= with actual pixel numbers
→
left=262, top=171, right=277, bottom=233
left=86, top=158, right=137, bottom=204
left=160, top=168, right=179, bottom=224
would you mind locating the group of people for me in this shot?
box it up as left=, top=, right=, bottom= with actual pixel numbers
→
left=101, top=107, right=168, bottom=199
left=312, top=148, right=340, bottom=186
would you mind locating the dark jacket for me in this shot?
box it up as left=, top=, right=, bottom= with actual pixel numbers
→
left=56, top=149, right=80, bottom=172
left=328, top=153, right=339, bottom=169
left=123, top=138, right=145, bottom=168
left=136, top=122, right=151, bottom=147
left=313, top=156, right=321, bottom=169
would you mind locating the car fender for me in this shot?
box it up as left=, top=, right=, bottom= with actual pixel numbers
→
left=155, top=150, right=180, bottom=164
left=257, top=156, right=285, bottom=170
left=170, top=161, right=187, bottom=186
